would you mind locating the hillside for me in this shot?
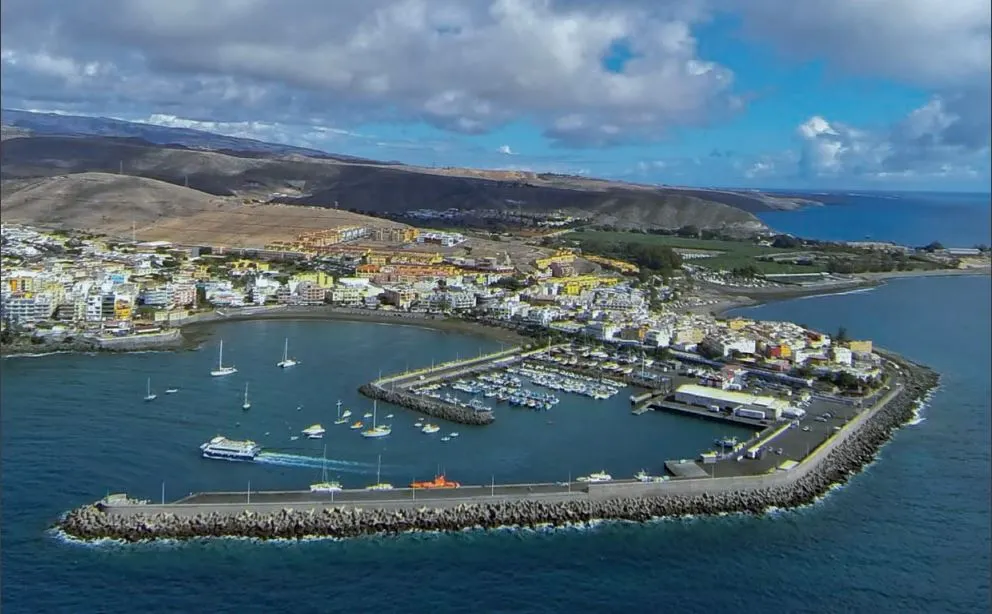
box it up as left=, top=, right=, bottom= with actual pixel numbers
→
left=0, top=172, right=410, bottom=248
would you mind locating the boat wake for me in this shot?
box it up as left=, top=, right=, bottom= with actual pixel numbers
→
left=794, top=286, right=875, bottom=301
left=254, top=452, right=381, bottom=473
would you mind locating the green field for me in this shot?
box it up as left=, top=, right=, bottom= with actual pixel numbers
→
left=566, top=231, right=830, bottom=274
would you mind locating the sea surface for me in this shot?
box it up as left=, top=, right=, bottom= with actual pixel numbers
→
left=2, top=277, right=990, bottom=613
left=759, top=191, right=992, bottom=247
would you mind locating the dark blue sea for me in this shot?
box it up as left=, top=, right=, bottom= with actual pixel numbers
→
left=2, top=276, right=990, bottom=614
left=759, top=191, right=992, bottom=248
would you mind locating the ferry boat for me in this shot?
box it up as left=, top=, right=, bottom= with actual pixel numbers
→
left=200, top=435, right=261, bottom=461
left=276, top=338, right=298, bottom=368
left=410, top=474, right=461, bottom=489
left=421, top=423, right=440, bottom=434
left=210, top=340, right=238, bottom=377
left=577, top=471, right=613, bottom=483
left=302, top=424, right=326, bottom=439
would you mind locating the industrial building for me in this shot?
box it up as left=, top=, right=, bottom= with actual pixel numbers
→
left=673, top=383, right=792, bottom=421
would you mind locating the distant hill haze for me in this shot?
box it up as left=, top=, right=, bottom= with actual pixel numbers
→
left=0, top=109, right=816, bottom=234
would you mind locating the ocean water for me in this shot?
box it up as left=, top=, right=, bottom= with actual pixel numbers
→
left=759, top=191, right=992, bottom=247
left=2, top=278, right=990, bottom=613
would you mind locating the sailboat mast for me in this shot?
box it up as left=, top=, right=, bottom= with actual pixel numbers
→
left=376, top=454, right=382, bottom=483
left=218, top=340, right=224, bottom=369
left=283, top=338, right=288, bottom=362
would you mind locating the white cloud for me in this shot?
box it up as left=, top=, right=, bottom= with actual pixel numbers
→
left=497, top=144, right=514, bottom=155
left=0, top=0, right=734, bottom=146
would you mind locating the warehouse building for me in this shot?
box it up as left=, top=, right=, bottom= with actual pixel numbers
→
left=673, top=383, right=792, bottom=421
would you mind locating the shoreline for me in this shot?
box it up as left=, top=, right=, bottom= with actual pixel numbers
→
left=698, top=265, right=990, bottom=318
left=54, top=357, right=940, bottom=542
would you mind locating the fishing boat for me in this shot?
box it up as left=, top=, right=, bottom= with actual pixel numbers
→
left=210, top=340, right=237, bottom=377
left=361, top=401, right=391, bottom=438
left=241, top=383, right=251, bottom=410
left=143, top=378, right=157, bottom=402
left=349, top=421, right=364, bottom=430
left=333, top=400, right=348, bottom=425
left=365, top=454, right=393, bottom=490
left=421, top=423, right=440, bottom=434
left=410, top=473, right=461, bottom=489
left=577, top=471, right=613, bottom=483
left=310, top=445, right=343, bottom=493
left=276, top=338, right=298, bottom=368
left=301, top=424, right=325, bottom=439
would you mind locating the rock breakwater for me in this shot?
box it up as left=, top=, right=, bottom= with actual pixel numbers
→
left=358, top=384, right=495, bottom=426
left=57, top=359, right=938, bottom=543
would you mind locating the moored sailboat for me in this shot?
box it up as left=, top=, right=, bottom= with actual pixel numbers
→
left=210, top=340, right=237, bottom=377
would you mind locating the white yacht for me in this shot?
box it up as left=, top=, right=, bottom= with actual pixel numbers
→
left=210, top=340, right=237, bottom=377
left=333, top=400, right=348, bottom=425
left=143, top=377, right=157, bottom=402
left=242, top=383, right=251, bottom=410
left=200, top=436, right=261, bottom=461
left=449, top=432, right=459, bottom=438
left=310, top=445, right=343, bottom=493
left=421, top=423, right=440, bottom=434
left=365, top=454, right=393, bottom=491
left=577, top=471, right=613, bottom=483
left=302, top=424, right=326, bottom=439
left=634, top=469, right=666, bottom=483
left=165, top=388, right=179, bottom=394
left=276, top=337, right=298, bottom=368
left=361, top=401, right=392, bottom=439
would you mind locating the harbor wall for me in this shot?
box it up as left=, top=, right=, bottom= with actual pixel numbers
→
left=56, top=353, right=939, bottom=541
left=95, top=329, right=183, bottom=350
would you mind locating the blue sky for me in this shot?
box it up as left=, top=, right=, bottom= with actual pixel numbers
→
left=1, top=0, right=989, bottom=191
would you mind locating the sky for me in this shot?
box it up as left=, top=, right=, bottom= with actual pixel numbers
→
left=1, top=0, right=990, bottom=191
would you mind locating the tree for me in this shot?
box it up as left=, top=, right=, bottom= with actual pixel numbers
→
left=921, top=241, right=944, bottom=252
left=834, top=326, right=849, bottom=343
left=676, top=225, right=700, bottom=238
left=771, top=234, right=802, bottom=249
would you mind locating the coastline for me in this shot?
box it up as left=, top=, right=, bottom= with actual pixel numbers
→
left=700, top=265, right=990, bottom=318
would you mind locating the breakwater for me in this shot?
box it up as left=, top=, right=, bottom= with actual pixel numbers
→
left=358, top=383, right=495, bottom=425
left=56, top=356, right=939, bottom=542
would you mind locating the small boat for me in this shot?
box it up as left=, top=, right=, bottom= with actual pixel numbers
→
left=143, top=377, right=157, bottom=402
left=449, top=432, right=459, bottom=438
left=165, top=388, right=179, bottom=394
left=333, top=400, right=348, bottom=425
left=363, top=412, right=373, bottom=419
left=365, top=454, right=393, bottom=491
left=210, top=340, right=237, bottom=377
left=414, top=422, right=423, bottom=428
left=302, top=424, right=325, bottom=439
left=350, top=421, right=364, bottom=430
left=577, top=471, right=613, bottom=483
left=290, top=435, right=300, bottom=441
left=310, top=445, right=344, bottom=493
left=342, top=409, right=353, bottom=419
left=361, top=401, right=392, bottom=439
left=241, top=383, right=251, bottom=410
left=421, top=423, right=440, bottom=434
left=276, top=338, right=298, bottom=368
left=410, top=473, right=460, bottom=489
left=385, top=414, right=394, bottom=419
left=715, top=436, right=738, bottom=448
left=441, top=436, right=451, bottom=442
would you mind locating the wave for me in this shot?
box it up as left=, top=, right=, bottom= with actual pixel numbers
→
left=907, top=383, right=940, bottom=426
left=254, top=452, right=383, bottom=473
left=2, top=350, right=76, bottom=359
left=793, top=286, right=876, bottom=301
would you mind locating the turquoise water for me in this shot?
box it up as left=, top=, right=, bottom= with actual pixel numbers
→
left=759, top=191, right=991, bottom=247
left=3, top=278, right=990, bottom=613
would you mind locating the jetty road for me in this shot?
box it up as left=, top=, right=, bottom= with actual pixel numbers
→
left=178, top=483, right=590, bottom=506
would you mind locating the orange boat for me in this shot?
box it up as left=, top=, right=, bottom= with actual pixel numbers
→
left=410, top=474, right=461, bottom=489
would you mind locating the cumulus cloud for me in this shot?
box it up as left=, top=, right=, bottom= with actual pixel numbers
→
left=497, top=145, right=515, bottom=155
left=0, top=0, right=736, bottom=146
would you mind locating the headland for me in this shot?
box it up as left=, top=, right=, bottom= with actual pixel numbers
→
left=56, top=351, right=938, bottom=542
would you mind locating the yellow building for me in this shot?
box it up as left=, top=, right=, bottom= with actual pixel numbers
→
left=292, top=271, right=335, bottom=288
left=848, top=340, right=873, bottom=353
left=560, top=275, right=620, bottom=296
left=6, top=276, right=35, bottom=293
left=114, top=299, right=133, bottom=321
left=535, top=249, right=576, bottom=270
left=230, top=259, right=271, bottom=272
left=728, top=317, right=752, bottom=331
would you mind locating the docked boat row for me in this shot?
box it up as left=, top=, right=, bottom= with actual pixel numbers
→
left=532, top=345, right=655, bottom=376
left=507, top=364, right=624, bottom=400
